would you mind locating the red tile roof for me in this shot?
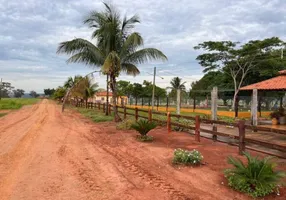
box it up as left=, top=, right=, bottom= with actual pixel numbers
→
left=96, top=92, right=113, bottom=96
left=240, top=70, right=286, bottom=91
left=279, top=70, right=286, bottom=75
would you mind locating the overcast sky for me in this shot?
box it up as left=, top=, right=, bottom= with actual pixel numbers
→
left=0, top=0, right=285, bottom=93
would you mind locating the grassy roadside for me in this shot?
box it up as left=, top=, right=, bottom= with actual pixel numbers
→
left=74, top=107, right=113, bottom=122
left=0, top=113, right=7, bottom=118
left=0, top=98, right=40, bottom=110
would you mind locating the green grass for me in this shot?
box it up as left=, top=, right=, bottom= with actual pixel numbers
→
left=0, top=113, right=7, bottom=117
left=75, top=107, right=113, bottom=122
left=0, top=98, right=40, bottom=110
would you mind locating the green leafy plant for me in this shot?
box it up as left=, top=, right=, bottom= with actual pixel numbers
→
left=136, top=135, right=154, bottom=142
left=173, top=148, right=203, bottom=165
left=218, top=116, right=235, bottom=124
left=224, top=152, right=285, bottom=198
left=116, top=118, right=135, bottom=130
left=172, top=119, right=194, bottom=132
left=131, top=119, right=156, bottom=142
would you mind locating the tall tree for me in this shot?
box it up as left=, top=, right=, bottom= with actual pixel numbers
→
left=117, top=80, right=131, bottom=96
left=43, top=88, right=55, bottom=96
left=194, top=37, right=284, bottom=108
left=73, top=76, right=98, bottom=108
left=0, top=80, right=13, bottom=100
left=169, top=77, right=186, bottom=91
left=29, top=91, right=39, bottom=98
left=131, top=83, right=143, bottom=105
left=13, top=89, right=25, bottom=98
left=64, top=75, right=83, bottom=89
left=53, top=87, right=66, bottom=100
left=169, top=77, right=186, bottom=114
left=57, top=2, right=167, bottom=121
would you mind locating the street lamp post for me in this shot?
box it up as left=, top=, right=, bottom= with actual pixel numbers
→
left=148, top=67, right=164, bottom=111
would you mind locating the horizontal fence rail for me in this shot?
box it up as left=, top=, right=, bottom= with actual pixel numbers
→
left=74, top=101, right=286, bottom=158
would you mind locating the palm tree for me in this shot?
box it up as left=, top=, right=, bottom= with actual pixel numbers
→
left=64, top=75, right=83, bottom=105
left=170, top=77, right=186, bottom=91
left=64, top=75, right=83, bottom=89
left=169, top=77, right=186, bottom=114
left=57, top=2, right=167, bottom=121
left=73, top=76, right=98, bottom=108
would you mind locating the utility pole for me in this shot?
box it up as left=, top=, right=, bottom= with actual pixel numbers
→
left=151, top=67, right=156, bottom=110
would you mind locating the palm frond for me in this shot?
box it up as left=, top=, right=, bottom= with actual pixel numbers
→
left=66, top=51, right=104, bottom=66
left=57, top=38, right=97, bottom=55
left=122, top=15, right=140, bottom=33
left=120, top=32, right=143, bottom=58
left=124, top=48, right=167, bottom=64
left=121, top=63, right=140, bottom=76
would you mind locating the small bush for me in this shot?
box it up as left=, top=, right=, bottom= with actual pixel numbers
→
left=172, top=119, right=194, bottom=132
left=218, top=116, right=235, bottom=124
left=136, top=135, right=153, bottom=142
left=131, top=119, right=156, bottom=136
left=224, top=152, right=285, bottom=198
left=173, top=148, right=203, bottom=165
left=116, top=118, right=135, bottom=130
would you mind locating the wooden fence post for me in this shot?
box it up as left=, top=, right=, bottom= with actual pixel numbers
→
left=135, top=107, right=138, bottom=121
left=98, top=103, right=100, bottom=110
left=212, top=126, right=217, bottom=141
left=103, top=103, right=105, bottom=113
left=148, top=109, right=152, bottom=121
left=167, top=112, right=171, bottom=133
left=124, top=106, right=127, bottom=119
left=195, top=115, right=200, bottom=142
left=238, top=120, right=246, bottom=155
left=108, top=104, right=111, bottom=115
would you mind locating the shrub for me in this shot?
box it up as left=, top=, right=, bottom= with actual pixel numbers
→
left=224, top=152, right=285, bottom=198
left=218, top=116, right=235, bottom=124
left=116, top=118, right=135, bottom=130
left=173, top=148, right=203, bottom=165
left=131, top=119, right=156, bottom=136
left=136, top=135, right=154, bottom=142
left=172, top=119, right=194, bottom=132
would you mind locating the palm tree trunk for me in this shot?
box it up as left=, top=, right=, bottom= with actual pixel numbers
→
left=105, top=74, right=109, bottom=116
left=110, top=74, right=121, bottom=122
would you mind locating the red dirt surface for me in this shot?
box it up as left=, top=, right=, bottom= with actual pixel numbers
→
left=0, top=100, right=285, bottom=200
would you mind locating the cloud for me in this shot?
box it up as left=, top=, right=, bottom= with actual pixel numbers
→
left=0, top=0, right=285, bottom=92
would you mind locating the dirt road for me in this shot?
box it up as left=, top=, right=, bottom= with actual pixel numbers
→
left=0, top=100, right=284, bottom=200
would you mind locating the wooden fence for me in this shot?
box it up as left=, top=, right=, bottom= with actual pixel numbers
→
left=76, top=102, right=286, bottom=159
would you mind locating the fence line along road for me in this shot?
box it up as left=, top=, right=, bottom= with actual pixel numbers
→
left=74, top=101, right=286, bottom=159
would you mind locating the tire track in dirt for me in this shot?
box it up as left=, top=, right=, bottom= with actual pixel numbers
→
left=0, top=103, right=49, bottom=199
left=0, top=103, right=40, bottom=133
left=100, top=144, right=192, bottom=200
left=55, top=114, right=106, bottom=199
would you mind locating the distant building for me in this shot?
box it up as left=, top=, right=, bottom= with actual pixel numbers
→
left=89, top=91, right=128, bottom=105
